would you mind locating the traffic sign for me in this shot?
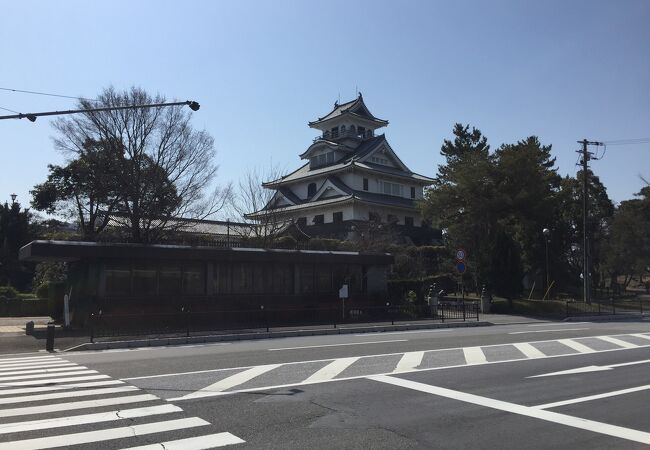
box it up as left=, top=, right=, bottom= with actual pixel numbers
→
left=456, top=249, right=466, bottom=261
left=456, top=261, right=466, bottom=274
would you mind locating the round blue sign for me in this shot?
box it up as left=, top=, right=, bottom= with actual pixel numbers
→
left=456, top=261, right=466, bottom=274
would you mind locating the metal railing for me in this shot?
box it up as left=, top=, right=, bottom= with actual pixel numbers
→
left=565, top=297, right=645, bottom=317
left=88, top=301, right=480, bottom=342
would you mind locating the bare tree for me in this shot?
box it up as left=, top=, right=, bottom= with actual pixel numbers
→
left=228, top=165, right=289, bottom=247
left=48, top=86, right=231, bottom=243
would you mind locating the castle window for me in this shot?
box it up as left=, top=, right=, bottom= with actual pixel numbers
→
left=326, top=152, right=335, bottom=164
left=379, top=180, right=403, bottom=197
left=341, top=125, right=346, bottom=134
left=410, top=187, right=416, bottom=199
left=333, top=211, right=343, bottom=223
left=363, top=178, right=368, bottom=191
left=369, top=212, right=381, bottom=222
left=331, top=127, right=339, bottom=138
left=313, top=214, right=324, bottom=225
left=357, top=126, right=365, bottom=137
left=318, top=154, right=326, bottom=166
left=404, top=216, right=414, bottom=227
left=307, top=183, right=317, bottom=197
left=297, top=217, right=307, bottom=227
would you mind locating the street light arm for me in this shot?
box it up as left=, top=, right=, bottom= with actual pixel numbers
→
left=0, top=100, right=200, bottom=122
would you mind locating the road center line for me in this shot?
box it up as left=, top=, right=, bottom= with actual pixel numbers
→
left=369, top=375, right=650, bottom=445
left=509, top=328, right=590, bottom=334
left=268, top=339, right=408, bottom=351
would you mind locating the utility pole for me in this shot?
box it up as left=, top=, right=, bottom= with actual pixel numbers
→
left=577, top=139, right=603, bottom=304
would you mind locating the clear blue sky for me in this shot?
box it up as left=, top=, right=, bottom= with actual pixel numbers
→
left=1, top=0, right=649, bottom=217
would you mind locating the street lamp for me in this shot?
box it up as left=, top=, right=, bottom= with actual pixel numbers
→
left=542, top=228, right=551, bottom=295
left=10, top=194, right=17, bottom=204
left=0, top=100, right=201, bottom=122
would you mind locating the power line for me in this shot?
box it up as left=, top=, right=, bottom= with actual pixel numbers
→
left=0, top=105, right=20, bottom=114
left=601, top=138, right=650, bottom=146
left=0, top=87, right=99, bottom=103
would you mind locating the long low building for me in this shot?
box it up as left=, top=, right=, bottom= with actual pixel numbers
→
left=20, top=240, right=394, bottom=325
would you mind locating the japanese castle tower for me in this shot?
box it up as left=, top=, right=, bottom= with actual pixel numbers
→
left=248, top=94, right=435, bottom=241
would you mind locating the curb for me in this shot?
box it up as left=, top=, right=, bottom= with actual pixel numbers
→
left=62, top=320, right=491, bottom=352
left=564, top=313, right=646, bottom=322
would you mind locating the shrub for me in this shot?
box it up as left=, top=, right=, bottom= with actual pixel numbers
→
left=0, top=286, right=18, bottom=299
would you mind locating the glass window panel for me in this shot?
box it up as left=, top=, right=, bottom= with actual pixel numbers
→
left=105, top=265, right=131, bottom=296
left=273, top=264, right=293, bottom=294
left=133, top=265, right=157, bottom=296
left=183, top=264, right=205, bottom=295
left=232, top=263, right=253, bottom=294
left=315, top=265, right=332, bottom=293
left=160, top=266, right=182, bottom=296
left=299, top=265, right=314, bottom=294
left=214, top=264, right=231, bottom=294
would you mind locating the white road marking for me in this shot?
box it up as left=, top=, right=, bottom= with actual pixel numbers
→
left=0, top=366, right=88, bottom=377
left=527, top=322, right=588, bottom=327
left=354, top=329, right=452, bottom=336
left=534, top=384, right=650, bottom=410
left=0, top=394, right=158, bottom=418
left=0, top=375, right=112, bottom=388
left=597, top=336, right=638, bottom=349
left=463, top=347, right=487, bottom=365
left=120, top=432, right=246, bottom=449
left=529, top=358, right=650, bottom=378
left=394, top=351, right=425, bottom=372
left=0, top=361, right=75, bottom=371
left=509, top=328, right=589, bottom=334
left=304, top=357, right=360, bottom=383
left=0, top=417, right=209, bottom=450
left=0, top=380, right=124, bottom=396
left=513, top=343, right=546, bottom=359
left=0, top=404, right=181, bottom=435
left=178, top=364, right=282, bottom=400
left=0, top=369, right=97, bottom=382
left=369, top=374, right=650, bottom=445
left=0, top=386, right=138, bottom=405
left=0, top=356, right=57, bottom=364
left=268, top=339, right=408, bottom=351
left=558, top=339, right=595, bottom=354
left=631, top=333, right=650, bottom=341
left=122, top=366, right=248, bottom=381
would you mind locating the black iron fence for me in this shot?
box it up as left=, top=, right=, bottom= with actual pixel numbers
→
left=88, top=301, right=479, bottom=342
left=565, top=297, right=645, bottom=317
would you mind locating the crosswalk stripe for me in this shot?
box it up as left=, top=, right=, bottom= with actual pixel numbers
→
left=631, top=333, right=650, bottom=341
left=513, top=343, right=546, bottom=359
left=120, top=432, right=246, bottom=449
left=0, top=417, right=210, bottom=450
left=0, top=366, right=88, bottom=377
left=597, top=336, right=639, bottom=349
left=179, top=364, right=282, bottom=400
left=558, top=339, right=595, bottom=353
left=0, top=369, right=97, bottom=382
left=394, top=352, right=424, bottom=372
left=0, top=404, right=181, bottom=435
left=0, top=380, right=124, bottom=396
left=0, top=374, right=110, bottom=387
left=463, top=347, right=487, bottom=364
left=0, top=356, right=57, bottom=365
left=0, top=362, right=74, bottom=371
left=0, top=386, right=138, bottom=405
left=304, top=357, right=360, bottom=383
left=0, top=393, right=159, bottom=418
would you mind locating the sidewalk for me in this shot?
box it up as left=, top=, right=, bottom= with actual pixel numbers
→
left=0, top=313, right=561, bottom=354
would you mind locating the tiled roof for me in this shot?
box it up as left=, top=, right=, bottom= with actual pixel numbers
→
left=309, top=94, right=388, bottom=126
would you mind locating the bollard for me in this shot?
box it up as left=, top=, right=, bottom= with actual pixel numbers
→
left=25, top=321, right=34, bottom=335
left=45, top=323, right=55, bottom=352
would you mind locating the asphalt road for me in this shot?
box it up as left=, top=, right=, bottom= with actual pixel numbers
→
left=2, top=319, right=650, bottom=449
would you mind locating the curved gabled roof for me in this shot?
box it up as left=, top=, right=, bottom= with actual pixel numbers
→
left=308, top=93, right=388, bottom=127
